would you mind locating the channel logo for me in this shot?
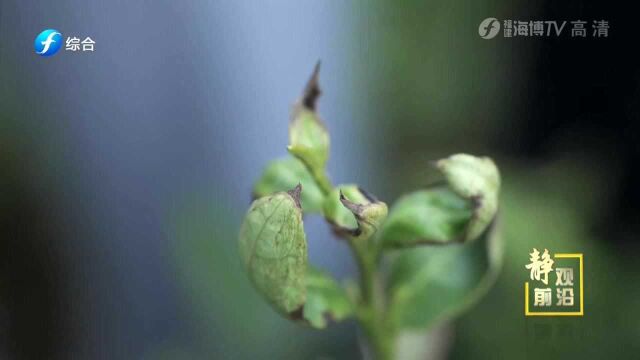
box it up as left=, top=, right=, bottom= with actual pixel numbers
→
left=479, top=18, right=500, bottom=39
left=34, top=29, right=63, bottom=57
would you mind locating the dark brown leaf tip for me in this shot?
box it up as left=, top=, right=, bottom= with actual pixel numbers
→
left=288, top=305, right=305, bottom=321
left=357, top=187, right=378, bottom=203
left=302, top=61, right=322, bottom=110
left=287, top=183, right=303, bottom=209
left=339, top=190, right=363, bottom=217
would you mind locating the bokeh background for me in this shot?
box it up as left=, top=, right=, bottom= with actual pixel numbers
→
left=1, top=1, right=638, bottom=359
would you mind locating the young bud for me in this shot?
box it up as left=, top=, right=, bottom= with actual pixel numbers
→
left=323, top=185, right=388, bottom=240
left=287, top=63, right=330, bottom=184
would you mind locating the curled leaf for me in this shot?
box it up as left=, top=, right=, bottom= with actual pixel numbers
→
left=288, top=63, right=330, bottom=182
left=238, top=185, right=307, bottom=315
left=436, top=154, right=500, bottom=241
left=253, top=157, right=325, bottom=213
left=303, top=267, right=354, bottom=329
left=379, top=153, right=500, bottom=249
left=323, top=185, right=388, bottom=239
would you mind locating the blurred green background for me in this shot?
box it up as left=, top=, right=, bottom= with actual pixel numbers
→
left=1, top=1, right=638, bottom=359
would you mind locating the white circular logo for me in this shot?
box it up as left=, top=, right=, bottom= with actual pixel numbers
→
left=479, top=18, right=500, bottom=39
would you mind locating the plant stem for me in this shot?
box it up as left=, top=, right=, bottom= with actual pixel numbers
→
left=312, top=168, right=333, bottom=195
left=350, top=239, right=395, bottom=360
left=309, top=167, right=395, bottom=358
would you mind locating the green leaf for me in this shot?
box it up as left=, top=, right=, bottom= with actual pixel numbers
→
left=437, top=154, right=500, bottom=241
left=379, top=153, right=500, bottom=249
left=387, top=219, right=502, bottom=330
left=238, top=185, right=308, bottom=315
left=379, top=187, right=473, bottom=248
left=303, top=267, right=354, bottom=329
left=253, top=157, right=325, bottom=213
left=323, top=185, right=387, bottom=239
left=288, top=63, right=330, bottom=181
